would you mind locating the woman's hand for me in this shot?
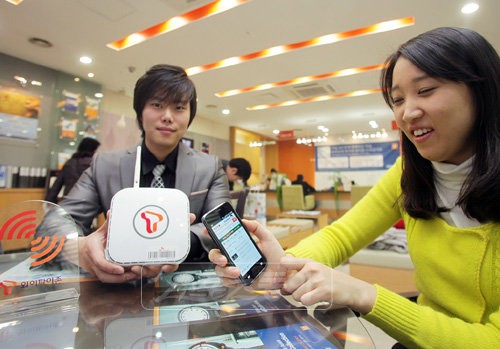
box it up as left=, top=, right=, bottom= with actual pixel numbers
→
left=280, top=255, right=377, bottom=314
left=208, top=219, right=287, bottom=290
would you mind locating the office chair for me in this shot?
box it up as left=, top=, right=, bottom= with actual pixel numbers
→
left=281, top=185, right=315, bottom=211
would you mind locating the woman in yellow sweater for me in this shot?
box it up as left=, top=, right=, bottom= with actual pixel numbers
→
left=209, top=27, right=500, bottom=348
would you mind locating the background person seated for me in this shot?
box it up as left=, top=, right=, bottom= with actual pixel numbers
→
left=292, top=174, right=315, bottom=196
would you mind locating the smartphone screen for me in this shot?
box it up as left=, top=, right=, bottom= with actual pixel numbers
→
left=202, top=202, right=266, bottom=285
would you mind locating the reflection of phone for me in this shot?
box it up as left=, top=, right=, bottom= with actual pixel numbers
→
left=202, top=202, right=267, bottom=286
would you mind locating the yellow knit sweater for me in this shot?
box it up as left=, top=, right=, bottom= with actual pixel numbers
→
left=287, top=157, right=500, bottom=348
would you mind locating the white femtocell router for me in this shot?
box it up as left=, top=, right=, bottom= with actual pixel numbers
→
left=105, top=146, right=190, bottom=265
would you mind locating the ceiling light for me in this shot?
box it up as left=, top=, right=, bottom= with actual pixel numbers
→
left=28, top=37, right=53, bottom=48
left=369, top=121, right=378, bottom=128
left=273, top=129, right=280, bottom=135
left=80, top=56, right=93, bottom=64
left=31, top=80, right=42, bottom=86
left=222, top=109, right=230, bottom=115
left=87, top=73, right=95, bottom=78
left=5, top=0, right=24, bottom=4
left=188, top=17, right=414, bottom=76
left=14, top=75, right=27, bottom=84
left=107, top=0, right=251, bottom=51
left=461, top=3, right=479, bottom=14
left=247, top=88, right=382, bottom=111
left=94, top=92, right=103, bottom=98
left=74, top=77, right=80, bottom=82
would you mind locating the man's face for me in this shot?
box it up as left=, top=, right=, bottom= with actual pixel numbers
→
left=225, top=166, right=242, bottom=183
left=142, top=97, right=190, bottom=160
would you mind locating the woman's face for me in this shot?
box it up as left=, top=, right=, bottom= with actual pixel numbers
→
left=390, top=57, right=476, bottom=165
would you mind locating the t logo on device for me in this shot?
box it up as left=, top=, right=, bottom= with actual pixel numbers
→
left=106, top=188, right=190, bottom=265
left=134, top=205, right=169, bottom=238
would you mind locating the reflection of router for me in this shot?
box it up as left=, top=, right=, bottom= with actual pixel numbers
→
left=106, top=188, right=190, bottom=265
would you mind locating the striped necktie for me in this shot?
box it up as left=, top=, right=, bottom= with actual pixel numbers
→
left=151, top=164, right=166, bottom=188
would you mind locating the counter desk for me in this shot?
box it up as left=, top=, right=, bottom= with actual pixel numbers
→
left=265, top=190, right=352, bottom=221
left=0, top=253, right=375, bottom=349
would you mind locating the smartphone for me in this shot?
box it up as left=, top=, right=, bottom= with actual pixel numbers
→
left=202, top=201, right=267, bottom=286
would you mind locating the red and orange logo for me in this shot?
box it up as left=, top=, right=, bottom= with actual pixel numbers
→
left=0, top=280, right=16, bottom=296
left=133, top=205, right=169, bottom=239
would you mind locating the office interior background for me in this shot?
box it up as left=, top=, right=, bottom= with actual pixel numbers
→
left=0, top=0, right=498, bottom=191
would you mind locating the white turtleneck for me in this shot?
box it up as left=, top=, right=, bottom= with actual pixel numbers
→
left=431, top=157, right=481, bottom=228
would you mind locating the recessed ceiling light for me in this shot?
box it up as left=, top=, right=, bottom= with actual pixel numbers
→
left=94, top=92, right=103, bottom=98
left=28, top=37, right=53, bottom=48
left=80, top=56, right=93, bottom=64
left=222, top=109, right=230, bottom=115
left=87, top=73, right=95, bottom=78
left=461, top=3, right=479, bottom=14
left=273, top=129, right=280, bottom=134
left=74, top=77, right=80, bottom=82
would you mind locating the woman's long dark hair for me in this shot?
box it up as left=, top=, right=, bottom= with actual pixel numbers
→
left=381, top=27, right=500, bottom=222
left=72, top=137, right=100, bottom=159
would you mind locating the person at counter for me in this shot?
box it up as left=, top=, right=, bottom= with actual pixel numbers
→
left=44, top=137, right=100, bottom=203
left=209, top=27, right=500, bottom=348
left=51, top=64, right=230, bottom=283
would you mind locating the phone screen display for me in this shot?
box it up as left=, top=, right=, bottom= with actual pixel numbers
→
left=208, top=209, right=262, bottom=276
left=202, top=202, right=266, bottom=284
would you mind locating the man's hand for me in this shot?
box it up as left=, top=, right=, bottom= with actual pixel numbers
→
left=78, top=212, right=138, bottom=283
left=78, top=213, right=197, bottom=283
left=208, top=219, right=287, bottom=290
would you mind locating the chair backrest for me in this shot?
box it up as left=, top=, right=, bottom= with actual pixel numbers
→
left=229, top=189, right=249, bottom=217
left=350, top=185, right=372, bottom=207
left=281, top=185, right=305, bottom=210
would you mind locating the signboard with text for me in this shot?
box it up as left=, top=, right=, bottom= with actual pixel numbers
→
left=315, top=141, right=400, bottom=171
left=278, top=130, right=294, bottom=139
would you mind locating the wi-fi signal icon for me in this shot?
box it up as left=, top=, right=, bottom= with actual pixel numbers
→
left=0, top=210, right=37, bottom=242
left=30, top=235, right=66, bottom=267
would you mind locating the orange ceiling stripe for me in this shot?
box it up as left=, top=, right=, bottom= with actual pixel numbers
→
left=107, top=0, right=252, bottom=51
left=186, top=17, right=414, bottom=75
left=216, top=64, right=385, bottom=97
left=246, top=88, right=382, bottom=111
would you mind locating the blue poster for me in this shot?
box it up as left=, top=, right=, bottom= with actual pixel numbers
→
left=256, top=323, right=338, bottom=349
left=316, top=141, right=400, bottom=171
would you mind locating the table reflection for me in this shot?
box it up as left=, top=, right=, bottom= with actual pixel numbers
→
left=0, top=257, right=375, bottom=348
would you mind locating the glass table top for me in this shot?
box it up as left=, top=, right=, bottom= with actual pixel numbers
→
left=0, top=257, right=376, bottom=349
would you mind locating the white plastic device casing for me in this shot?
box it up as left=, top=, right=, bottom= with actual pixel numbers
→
left=105, top=188, right=190, bottom=265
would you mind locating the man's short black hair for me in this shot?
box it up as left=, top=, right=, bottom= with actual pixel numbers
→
left=133, top=64, right=197, bottom=137
left=229, top=158, right=252, bottom=182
